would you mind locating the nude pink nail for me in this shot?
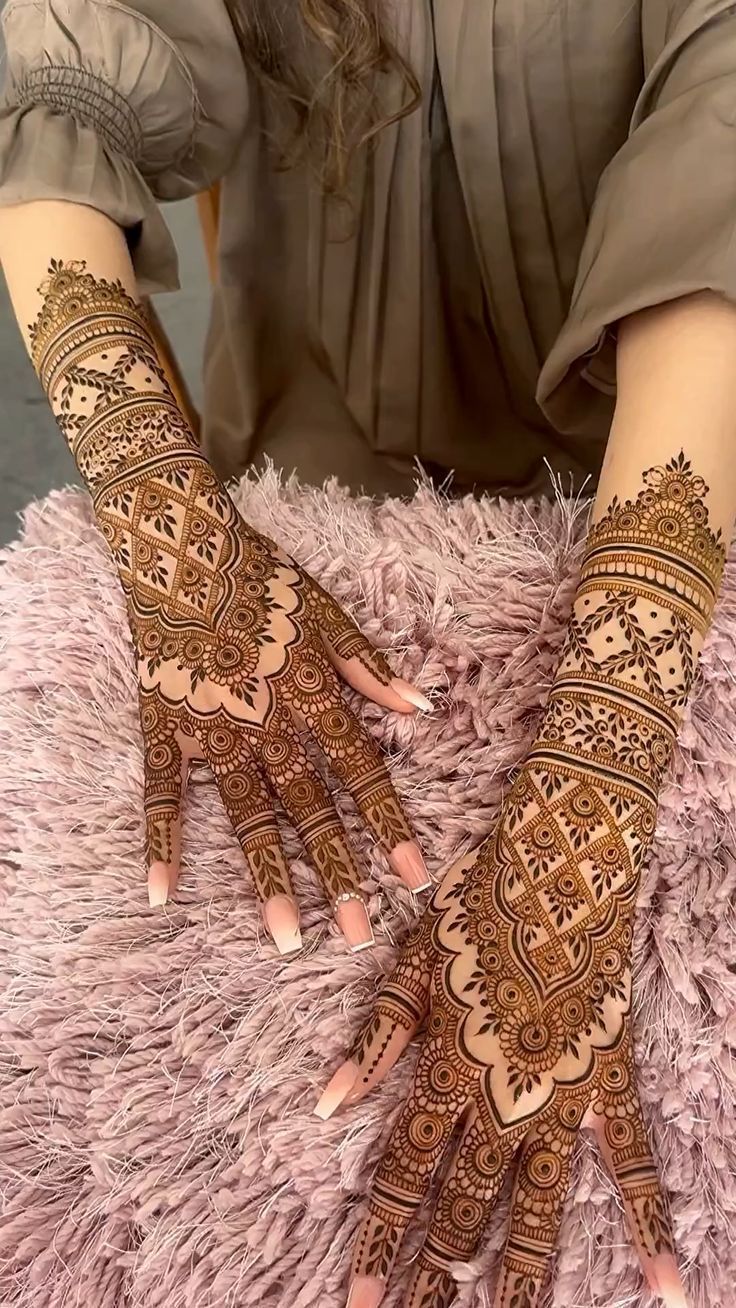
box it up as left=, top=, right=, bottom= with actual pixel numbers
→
left=346, top=1275, right=385, bottom=1308
left=389, top=678, right=434, bottom=713
left=653, top=1254, right=687, bottom=1307
left=147, top=861, right=170, bottom=908
left=388, top=840, right=432, bottom=892
left=314, top=1060, right=359, bottom=1119
left=335, top=897, right=374, bottom=951
left=262, top=895, right=302, bottom=955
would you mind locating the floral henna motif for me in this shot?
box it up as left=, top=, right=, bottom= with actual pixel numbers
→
left=304, top=575, right=394, bottom=686
left=30, top=261, right=416, bottom=924
left=346, top=454, right=722, bottom=1305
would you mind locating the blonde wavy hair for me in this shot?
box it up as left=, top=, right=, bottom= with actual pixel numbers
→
left=223, top=0, right=420, bottom=194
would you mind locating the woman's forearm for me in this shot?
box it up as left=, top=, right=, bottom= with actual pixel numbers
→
left=0, top=201, right=239, bottom=655
left=0, top=199, right=202, bottom=495
left=529, top=292, right=736, bottom=801
left=597, top=290, right=736, bottom=538
left=0, top=200, right=139, bottom=346
left=4, top=207, right=736, bottom=569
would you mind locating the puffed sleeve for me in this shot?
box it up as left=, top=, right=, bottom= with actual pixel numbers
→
left=537, top=0, right=736, bottom=438
left=0, top=0, right=248, bottom=295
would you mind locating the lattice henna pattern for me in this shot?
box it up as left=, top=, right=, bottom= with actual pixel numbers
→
left=29, top=260, right=414, bottom=920
left=347, top=453, right=723, bottom=1306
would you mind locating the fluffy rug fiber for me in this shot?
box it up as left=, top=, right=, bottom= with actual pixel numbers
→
left=0, top=468, right=735, bottom=1308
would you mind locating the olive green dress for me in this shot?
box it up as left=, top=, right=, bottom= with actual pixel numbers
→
left=1, top=1, right=734, bottom=497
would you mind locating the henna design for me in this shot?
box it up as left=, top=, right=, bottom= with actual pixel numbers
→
left=304, top=575, right=394, bottom=685
left=349, top=454, right=720, bottom=1304
left=31, top=260, right=412, bottom=914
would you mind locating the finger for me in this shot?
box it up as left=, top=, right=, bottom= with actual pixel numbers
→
left=284, top=653, right=431, bottom=892
left=492, top=1108, right=577, bottom=1308
left=347, top=1038, right=470, bottom=1308
left=258, top=708, right=374, bottom=952
left=163, top=751, right=190, bottom=900
left=314, top=910, right=438, bottom=1119
left=403, top=1102, right=517, bottom=1308
left=585, top=1050, right=686, bottom=1307
left=319, top=852, right=477, bottom=1115
left=304, top=574, right=433, bottom=714
left=140, top=691, right=187, bottom=909
left=197, top=716, right=301, bottom=955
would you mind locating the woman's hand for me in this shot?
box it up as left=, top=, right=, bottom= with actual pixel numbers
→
left=316, top=451, right=723, bottom=1307
left=127, top=493, right=433, bottom=951
left=317, top=789, right=683, bottom=1308
left=29, top=255, right=432, bottom=952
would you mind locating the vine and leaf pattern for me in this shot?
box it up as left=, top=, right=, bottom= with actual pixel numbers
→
left=335, top=453, right=721, bottom=1307
left=30, top=260, right=424, bottom=941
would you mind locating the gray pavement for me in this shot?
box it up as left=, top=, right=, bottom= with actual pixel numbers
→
left=0, top=198, right=209, bottom=545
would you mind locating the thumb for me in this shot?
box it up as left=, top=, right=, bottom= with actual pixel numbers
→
left=140, top=692, right=189, bottom=908
left=304, top=574, right=434, bottom=714
left=314, top=909, right=437, bottom=1119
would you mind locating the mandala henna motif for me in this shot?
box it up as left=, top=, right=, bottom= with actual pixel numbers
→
left=30, top=260, right=414, bottom=921
left=347, top=453, right=722, bottom=1305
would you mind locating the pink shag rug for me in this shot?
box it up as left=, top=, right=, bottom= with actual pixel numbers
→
left=0, top=468, right=735, bottom=1308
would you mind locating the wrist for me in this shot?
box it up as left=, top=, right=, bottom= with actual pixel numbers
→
left=26, top=260, right=242, bottom=608
left=528, top=454, right=725, bottom=803
left=29, top=258, right=213, bottom=497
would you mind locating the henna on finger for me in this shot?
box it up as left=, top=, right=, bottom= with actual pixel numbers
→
left=254, top=706, right=375, bottom=950
left=492, top=1111, right=578, bottom=1308
left=30, top=259, right=426, bottom=944
left=316, top=911, right=440, bottom=1120
left=350, top=1037, right=472, bottom=1298
left=585, top=1041, right=675, bottom=1274
left=309, top=576, right=434, bottom=713
left=305, top=574, right=394, bottom=687
left=339, top=454, right=720, bottom=1307
left=256, top=707, right=361, bottom=900
left=282, top=641, right=427, bottom=887
left=194, top=714, right=301, bottom=952
left=347, top=912, right=438, bottom=1076
left=404, top=1105, right=517, bottom=1308
left=140, top=690, right=186, bottom=877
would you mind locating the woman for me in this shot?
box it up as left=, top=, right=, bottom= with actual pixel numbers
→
left=0, top=2, right=733, bottom=1305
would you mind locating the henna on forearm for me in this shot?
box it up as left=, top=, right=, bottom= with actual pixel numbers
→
left=30, top=259, right=201, bottom=489
left=20, top=254, right=428, bottom=949
left=468, top=456, right=723, bottom=1301
left=329, top=451, right=726, bottom=1308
